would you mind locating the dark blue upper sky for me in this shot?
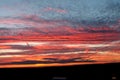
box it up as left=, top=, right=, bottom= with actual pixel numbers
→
left=0, top=0, right=120, bottom=26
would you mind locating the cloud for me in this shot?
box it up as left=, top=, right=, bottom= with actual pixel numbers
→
left=43, top=7, right=67, bottom=14
left=0, top=49, right=29, bottom=54
left=0, top=55, right=23, bottom=58
left=0, top=41, right=49, bottom=46
left=0, top=58, right=96, bottom=65
left=0, top=16, right=119, bottom=37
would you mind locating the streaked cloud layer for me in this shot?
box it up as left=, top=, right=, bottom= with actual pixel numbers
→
left=0, top=0, right=120, bottom=68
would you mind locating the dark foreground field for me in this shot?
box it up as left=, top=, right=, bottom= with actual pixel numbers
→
left=0, top=63, right=120, bottom=80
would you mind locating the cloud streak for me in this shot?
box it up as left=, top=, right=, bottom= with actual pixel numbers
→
left=0, top=49, right=29, bottom=54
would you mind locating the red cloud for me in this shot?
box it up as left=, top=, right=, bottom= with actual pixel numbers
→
left=19, top=14, right=43, bottom=21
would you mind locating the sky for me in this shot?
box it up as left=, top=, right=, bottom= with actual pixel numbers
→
left=0, top=0, right=120, bottom=68
left=0, top=0, right=120, bottom=26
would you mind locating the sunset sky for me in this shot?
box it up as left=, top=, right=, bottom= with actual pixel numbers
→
left=0, top=0, right=120, bottom=68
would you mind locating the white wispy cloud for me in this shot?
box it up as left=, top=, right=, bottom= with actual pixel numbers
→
left=0, top=49, right=29, bottom=54
left=0, top=41, right=49, bottom=46
left=0, top=55, right=24, bottom=58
